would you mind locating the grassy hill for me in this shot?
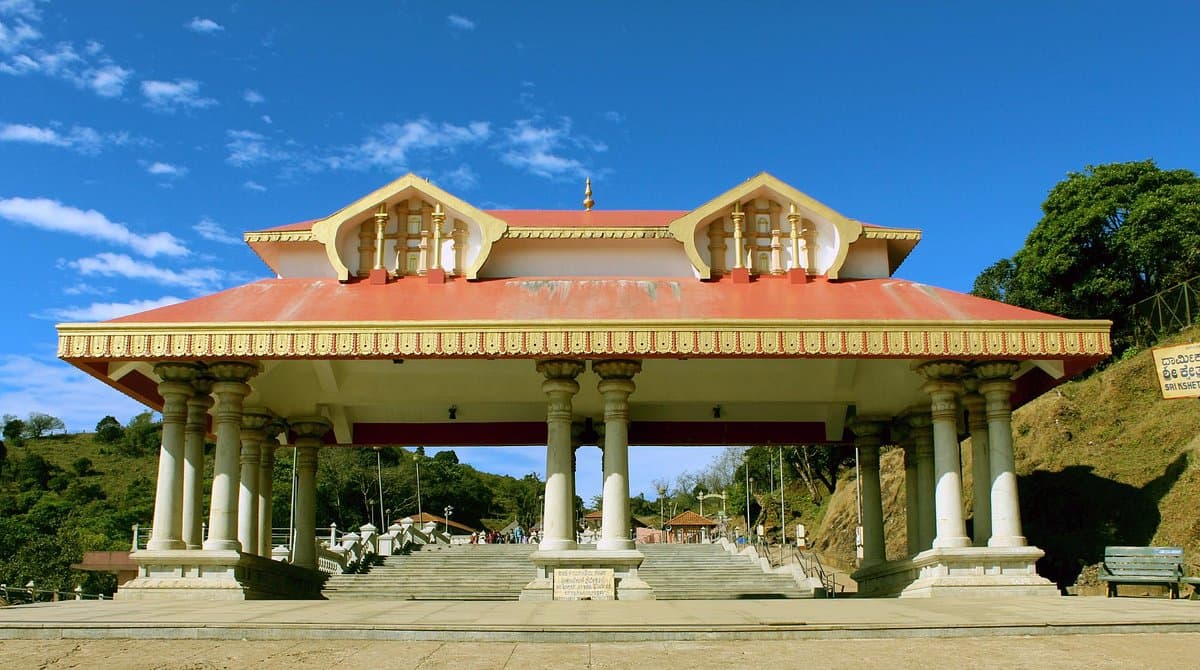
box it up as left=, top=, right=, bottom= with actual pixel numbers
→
left=814, top=325, right=1200, bottom=588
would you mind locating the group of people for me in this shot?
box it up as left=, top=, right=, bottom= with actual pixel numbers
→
left=468, top=525, right=538, bottom=544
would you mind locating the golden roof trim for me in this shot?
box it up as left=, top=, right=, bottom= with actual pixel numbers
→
left=57, top=319, right=1112, bottom=361
left=505, top=226, right=674, bottom=240
left=243, top=230, right=317, bottom=244
left=861, top=227, right=921, bottom=241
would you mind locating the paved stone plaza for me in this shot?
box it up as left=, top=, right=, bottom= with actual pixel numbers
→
left=3, top=597, right=1200, bottom=643
left=1, top=633, right=1198, bottom=669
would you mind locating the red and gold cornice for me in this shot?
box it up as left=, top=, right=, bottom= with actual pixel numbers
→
left=57, top=319, right=1111, bottom=362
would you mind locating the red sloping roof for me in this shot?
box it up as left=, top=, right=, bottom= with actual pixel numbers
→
left=107, top=276, right=1069, bottom=325
left=666, top=510, right=717, bottom=527
left=248, top=219, right=318, bottom=234
left=487, top=210, right=684, bottom=228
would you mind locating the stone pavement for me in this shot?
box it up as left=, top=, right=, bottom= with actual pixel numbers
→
left=1, top=634, right=1199, bottom=669
left=2, top=596, right=1200, bottom=642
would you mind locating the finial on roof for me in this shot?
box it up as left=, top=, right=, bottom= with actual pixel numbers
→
left=583, top=177, right=594, bottom=211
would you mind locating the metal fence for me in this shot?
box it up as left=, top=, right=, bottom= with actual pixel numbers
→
left=1130, top=275, right=1200, bottom=346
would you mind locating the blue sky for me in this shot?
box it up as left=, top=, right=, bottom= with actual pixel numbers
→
left=1, top=2, right=1197, bottom=502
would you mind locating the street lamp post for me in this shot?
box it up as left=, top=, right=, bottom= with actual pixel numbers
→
left=374, top=447, right=385, bottom=529
left=443, top=505, right=453, bottom=534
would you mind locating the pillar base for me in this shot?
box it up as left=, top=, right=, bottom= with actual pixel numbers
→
left=787, top=268, right=809, bottom=284
left=116, top=550, right=327, bottom=600
left=146, top=539, right=186, bottom=551
left=202, top=539, right=241, bottom=552
left=988, top=535, right=1028, bottom=548
left=851, top=546, right=1059, bottom=598
left=520, top=549, right=655, bottom=601
left=595, top=538, right=635, bottom=552
left=367, top=268, right=389, bottom=285
left=427, top=268, right=446, bottom=284
left=729, top=268, right=752, bottom=284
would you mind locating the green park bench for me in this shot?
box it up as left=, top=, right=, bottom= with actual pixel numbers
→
left=1099, top=546, right=1188, bottom=599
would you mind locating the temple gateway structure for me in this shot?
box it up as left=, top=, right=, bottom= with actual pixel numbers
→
left=57, top=173, right=1110, bottom=599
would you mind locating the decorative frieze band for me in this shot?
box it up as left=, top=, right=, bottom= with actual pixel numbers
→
left=504, top=227, right=674, bottom=240
left=58, top=322, right=1111, bottom=361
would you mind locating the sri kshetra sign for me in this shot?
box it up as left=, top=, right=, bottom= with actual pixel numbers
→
left=1153, top=342, right=1200, bottom=399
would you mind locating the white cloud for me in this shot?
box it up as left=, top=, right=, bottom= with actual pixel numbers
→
left=0, top=197, right=188, bottom=257
left=243, top=88, right=264, bottom=104
left=344, top=119, right=491, bottom=170
left=440, top=164, right=478, bottom=190
left=192, top=217, right=241, bottom=245
left=186, top=17, right=223, bottom=34
left=447, top=14, right=475, bottom=31
left=243, top=180, right=266, bottom=192
left=602, top=111, right=624, bottom=123
left=42, top=295, right=185, bottom=321
left=62, top=282, right=114, bottom=296
left=225, top=128, right=290, bottom=166
left=67, top=252, right=221, bottom=290
left=140, top=78, right=217, bottom=112
left=0, top=28, right=132, bottom=98
left=0, top=14, right=38, bottom=54
left=144, top=161, right=187, bottom=177
left=86, top=63, right=130, bottom=97
left=0, top=354, right=150, bottom=431
left=260, top=114, right=272, bottom=124
left=0, top=122, right=113, bottom=153
left=500, top=117, right=600, bottom=180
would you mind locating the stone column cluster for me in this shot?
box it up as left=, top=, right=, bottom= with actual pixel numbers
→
left=850, top=359, right=1028, bottom=566
left=143, top=360, right=331, bottom=569
left=536, top=358, right=641, bottom=553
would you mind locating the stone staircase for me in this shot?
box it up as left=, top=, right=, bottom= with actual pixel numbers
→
left=323, top=544, right=536, bottom=600
left=638, top=543, right=811, bottom=600
left=322, top=542, right=810, bottom=601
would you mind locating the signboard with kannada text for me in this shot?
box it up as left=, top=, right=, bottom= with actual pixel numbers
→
left=1152, top=342, right=1200, bottom=399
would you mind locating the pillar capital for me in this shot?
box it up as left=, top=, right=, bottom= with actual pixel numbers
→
left=207, top=361, right=262, bottom=383
left=973, top=360, right=1020, bottom=383
left=904, top=409, right=932, bottom=432
left=154, top=361, right=200, bottom=385
left=190, top=373, right=215, bottom=397
left=241, top=407, right=275, bottom=433
left=592, top=359, right=642, bottom=380
left=848, top=415, right=889, bottom=443
left=536, top=358, right=585, bottom=381
left=917, top=360, right=967, bottom=382
left=289, top=416, right=332, bottom=442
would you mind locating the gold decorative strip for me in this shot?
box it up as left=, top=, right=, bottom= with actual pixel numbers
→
left=243, top=230, right=317, bottom=243
left=505, top=227, right=675, bottom=240
left=861, top=227, right=921, bottom=241
left=57, top=320, right=1111, bottom=361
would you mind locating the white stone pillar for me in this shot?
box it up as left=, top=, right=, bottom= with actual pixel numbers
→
left=978, top=361, right=1028, bottom=548
left=289, top=417, right=330, bottom=570
left=537, top=359, right=584, bottom=551
left=238, top=408, right=271, bottom=556
left=920, top=361, right=971, bottom=549
left=962, top=377, right=992, bottom=547
left=850, top=417, right=888, bottom=567
left=147, top=363, right=198, bottom=551
left=203, top=362, right=259, bottom=552
left=257, top=421, right=280, bottom=558
left=594, top=359, right=640, bottom=552
left=182, top=373, right=213, bottom=550
left=910, top=413, right=935, bottom=551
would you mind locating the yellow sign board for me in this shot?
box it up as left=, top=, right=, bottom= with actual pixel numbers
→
left=1152, top=342, right=1200, bottom=399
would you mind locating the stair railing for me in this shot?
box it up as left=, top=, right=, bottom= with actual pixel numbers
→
left=790, top=546, right=841, bottom=597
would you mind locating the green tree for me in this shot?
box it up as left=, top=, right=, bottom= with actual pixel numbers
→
left=3, top=417, right=25, bottom=446
left=0, top=439, right=6, bottom=478
left=121, top=412, right=161, bottom=456
left=973, top=160, right=1200, bottom=349
left=24, top=412, right=65, bottom=438
left=94, top=416, right=124, bottom=444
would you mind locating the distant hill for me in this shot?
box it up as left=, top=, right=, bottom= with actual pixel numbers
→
left=814, top=325, right=1200, bottom=589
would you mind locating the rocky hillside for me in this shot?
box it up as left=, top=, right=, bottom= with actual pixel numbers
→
left=814, top=325, right=1200, bottom=588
